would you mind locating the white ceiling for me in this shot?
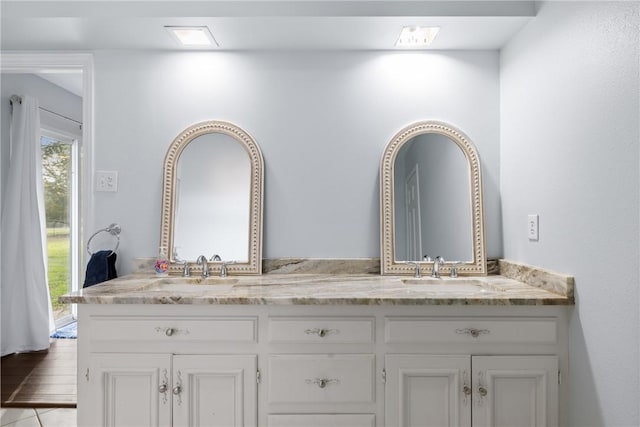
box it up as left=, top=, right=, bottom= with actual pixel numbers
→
left=1, top=1, right=535, bottom=51
left=3, top=1, right=536, bottom=95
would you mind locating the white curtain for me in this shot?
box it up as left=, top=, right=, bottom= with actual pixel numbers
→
left=1, top=95, right=55, bottom=356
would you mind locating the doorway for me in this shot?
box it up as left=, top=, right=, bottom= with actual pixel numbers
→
left=1, top=53, right=93, bottom=408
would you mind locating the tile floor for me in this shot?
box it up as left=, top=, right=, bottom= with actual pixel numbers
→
left=0, top=408, right=76, bottom=427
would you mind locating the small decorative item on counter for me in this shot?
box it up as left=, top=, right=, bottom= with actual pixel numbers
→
left=155, top=246, right=169, bottom=276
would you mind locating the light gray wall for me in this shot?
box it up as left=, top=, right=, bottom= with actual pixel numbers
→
left=500, top=2, right=639, bottom=426
left=92, top=50, right=501, bottom=273
left=1, top=74, right=82, bottom=205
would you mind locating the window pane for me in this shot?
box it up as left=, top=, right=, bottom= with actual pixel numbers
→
left=41, top=135, right=72, bottom=323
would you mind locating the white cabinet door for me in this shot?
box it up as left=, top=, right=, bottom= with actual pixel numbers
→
left=172, top=355, right=257, bottom=427
left=472, top=356, right=558, bottom=427
left=385, top=355, right=472, bottom=427
left=87, top=353, right=172, bottom=427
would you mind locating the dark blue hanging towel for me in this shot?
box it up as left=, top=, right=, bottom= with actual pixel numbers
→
left=83, top=250, right=118, bottom=288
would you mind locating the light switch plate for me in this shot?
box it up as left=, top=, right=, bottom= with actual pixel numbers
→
left=528, top=214, right=539, bottom=241
left=96, top=170, right=118, bottom=192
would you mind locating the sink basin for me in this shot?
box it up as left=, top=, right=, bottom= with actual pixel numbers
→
left=156, top=277, right=239, bottom=285
left=401, top=278, right=484, bottom=286
left=400, top=278, right=489, bottom=293
left=140, top=277, right=239, bottom=293
left=144, top=283, right=236, bottom=293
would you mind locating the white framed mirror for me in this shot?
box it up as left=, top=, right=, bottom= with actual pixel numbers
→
left=160, top=120, right=264, bottom=275
left=380, top=121, right=487, bottom=276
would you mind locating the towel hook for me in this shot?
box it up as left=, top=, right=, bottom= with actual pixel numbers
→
left=87, top=223, right=121, bottom=255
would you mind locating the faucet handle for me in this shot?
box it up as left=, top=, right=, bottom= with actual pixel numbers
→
left=435, top=256, right=445, bottom=264
left=181, top=261, right=190, bottom=277
left=423, top=254, right=432, bottom=262
left=450, top=261, right=461, bottom=278
left=210, top=254, right=222, bottom=261
left=405, top=261, right=422, bottom=278
left=219, top=261, right=236, bottom=278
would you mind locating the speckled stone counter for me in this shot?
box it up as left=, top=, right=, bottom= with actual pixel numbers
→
left=61, top=267, right=573, bottom=306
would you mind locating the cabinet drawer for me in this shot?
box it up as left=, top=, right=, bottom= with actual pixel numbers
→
left=268, top=414, right=375, bottom=427
left=89, top=316, right=257, bottom=343
left=268, top=317, right=374, bottom=344
left=268, top=354, right=375, bottom=405
left=385, top=317, right=557, bottom=345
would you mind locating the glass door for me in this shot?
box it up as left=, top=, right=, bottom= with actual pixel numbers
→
left=41, top=129, right=79, bottom=327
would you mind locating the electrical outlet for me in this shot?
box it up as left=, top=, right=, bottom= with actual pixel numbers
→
left=96, top=170, right=118, bottom=192
left=528, top=214, right=539, bottom=241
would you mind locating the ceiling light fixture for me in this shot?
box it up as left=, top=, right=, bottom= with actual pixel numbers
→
left=165, top=26, right=218, bottom=47
left=395, top=26, right=440, bottom=48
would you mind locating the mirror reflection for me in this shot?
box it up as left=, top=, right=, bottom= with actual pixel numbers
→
left=174, top=133, right=250, bottom=262
left=393, top=133, right=472, bottom=262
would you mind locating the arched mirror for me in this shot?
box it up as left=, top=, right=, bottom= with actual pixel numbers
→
left=160, top=121, right=264, bottom=275
left=380, top=121, right=486, bottom=276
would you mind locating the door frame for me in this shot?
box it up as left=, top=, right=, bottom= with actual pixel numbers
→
left=1, top=52, right=95, bottom=311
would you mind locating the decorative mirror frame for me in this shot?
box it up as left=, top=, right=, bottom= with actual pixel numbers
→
left=160, top=120, right=264, bottom=275
left=380, top=120, right=487, bottom=276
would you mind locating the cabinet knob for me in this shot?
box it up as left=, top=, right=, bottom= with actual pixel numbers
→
left=173, top=371, right=183, bottom=406
left=154, top=326, right=190, bottom=337
left=477, top=386, right=488, bottom=397
left=304, top=328, right=337, bottom=338
left=159, top=369, right=169, bottom=404
left=305, top=378, right=340, bottom=389
left=455, top=328, right=490, bottom=338
left=462, top=385, right=472, bottom=396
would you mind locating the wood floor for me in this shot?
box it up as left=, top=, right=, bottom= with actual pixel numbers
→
left=1, top=339, right=76, bottom=408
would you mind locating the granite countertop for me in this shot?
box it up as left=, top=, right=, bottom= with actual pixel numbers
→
left=60, top=267, right=574, bottom=306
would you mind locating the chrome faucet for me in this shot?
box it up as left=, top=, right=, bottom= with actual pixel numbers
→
left=431, top=256, right=445, bottom=278
left=211, top=254, right=222, bottom=261
left=196, top=255, right=209, bottom=277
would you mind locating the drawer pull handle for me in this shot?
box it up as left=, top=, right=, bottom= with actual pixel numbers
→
left=456, top=328, right=490, bottom=338
left=304, top=328, right=338, bottom=338
left=305, top=378, right=340, bottom=389
left=155, top=327, right=190, bottom=337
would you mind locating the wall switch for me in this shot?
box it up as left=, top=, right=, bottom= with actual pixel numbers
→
left=528, top=214, right=539, bottom=241
left=96, top=170, right=118, bottom=192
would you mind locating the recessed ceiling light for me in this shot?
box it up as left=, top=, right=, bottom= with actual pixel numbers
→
left=165, top=26, right=218, bottom=47
left=395, top=26, right=440, bottom=48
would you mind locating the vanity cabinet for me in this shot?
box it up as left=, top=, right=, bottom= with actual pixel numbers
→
left=384, top=316, right=560, bottom=427
left=86, top=353, right=257, bottom=427
left=78, top=308, right=260, bottom=427
left=76, top=305, right=567, bottom=427
left=385, top=355, right=558, bottom=427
